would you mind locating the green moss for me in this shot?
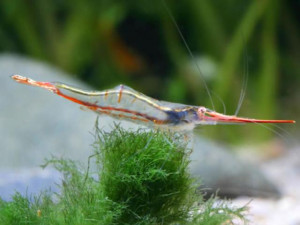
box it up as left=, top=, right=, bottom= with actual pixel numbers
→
left=96, top=127, right=194, bottom=224
left=0, top=125, right=247, bottom=225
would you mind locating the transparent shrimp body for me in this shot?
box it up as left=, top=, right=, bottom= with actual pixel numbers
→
left=11, top=75, right=295, bottom=132
left=55, top=83, right=169, bottom=124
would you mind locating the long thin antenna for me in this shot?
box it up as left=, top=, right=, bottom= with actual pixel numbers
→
left=268, top=123, right=296, bottom=145
left=161, top=0, right=215, bottom=111
left=211, top=91, right=226, bottom=115
left=252, top=123, right=290, bottom=145
left=235, top=42, right=249, bottom=116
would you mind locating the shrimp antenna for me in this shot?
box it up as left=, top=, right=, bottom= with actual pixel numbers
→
left=211, top=91, right=226, bottom=115
left=235, top=37, right=249, bottom=116
left=252, top=122, right=291, bottom=145
left=161, top=0, right=215, bottom=111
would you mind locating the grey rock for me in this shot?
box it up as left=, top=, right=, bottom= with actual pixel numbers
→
left=0, top=54, right=99, bottom=168
left=0, top=168, right=61, bottom=201
left=0, top=54, right=279, bottom=200
left=191, top=136, right=280, bottom=198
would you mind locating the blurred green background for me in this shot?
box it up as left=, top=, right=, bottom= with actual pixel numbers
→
left=1, top=0, right=299, bottom=143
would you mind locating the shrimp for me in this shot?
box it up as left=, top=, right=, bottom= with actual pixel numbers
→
left=11, top=75, right=295, bottom=132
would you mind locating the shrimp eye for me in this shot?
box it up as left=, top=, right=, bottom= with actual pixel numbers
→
left=197, top=107, right=207, bottom=117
